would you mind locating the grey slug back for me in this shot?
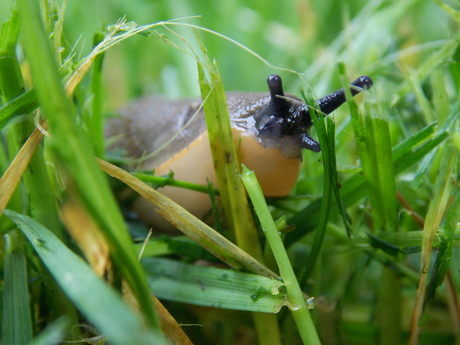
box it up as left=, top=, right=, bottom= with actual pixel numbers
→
left=105, top=92, right=271, bottom=168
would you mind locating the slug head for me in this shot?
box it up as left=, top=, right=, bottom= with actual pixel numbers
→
left=253, top=74, right=373, bottom=157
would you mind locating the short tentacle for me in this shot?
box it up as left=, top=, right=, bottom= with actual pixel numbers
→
left=266, top=74, right=290, bottom=115
left=300, top=133, right=320, bottom=153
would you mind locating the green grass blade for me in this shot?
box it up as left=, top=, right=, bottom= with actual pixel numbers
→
left=358, top=227, right=460, bottom=249
left=0, top=4, right=23, bottom=101
left=376, top=267, right=402, bottom=345
left=1, top=2, right=76, bottom=325
left=197, top=54, right=281, bottom=345
left=405, top=67, right=435, bottom=125
left=339, top=63, right=397, bottom=232
left=86, top=29, right=105, bottom=158
left=430, top=70, right=450, bottom=127
left=2, top=229, right=33, bottom=345
left=424, top=150, right=460, bottom=306
left=18, top=0, right=162, bottom=333
left=4, top=209, right=165, bottom=345
left=143, top=257, right=287, bottom=313
left=327, top=118, right=353, bottom=237
left=27, top=318, right=69, bottom=345
left=0, top=2, right=26, bottom=216
left=409, top=141, right=457, bottom=343
left=0, top=0, right=456, bottom=342
left=286, top=122, right=447, bottom=246
left=391, top=122, right=438, bottom=163
left=98, top=159, right=277, bottom=277
left=445, top=192, right=460, bottom=239
left=440, top=98, right=460, bottom=133
left=134, top=236, right=221, bottom=261
left=298, top=103, right=334, bottom=287
left=133, top=171, right=216, bottom=194
left=0, top=146, right=15, bottom=232
left=0, top=90, right=39, bottom=130
left=241, top=166, right=320, bottom=345
left=425, top=237, right=453, bottom=308
left=1, top=1, right=64, bottom=239
left=197, top=62, right=262, bottom=257
left=450, top=247, right=460, bottom=295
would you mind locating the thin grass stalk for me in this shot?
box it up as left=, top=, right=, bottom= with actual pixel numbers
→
left=352, top=228, right=460, bottom=249
left=27, top=318, right=68, bottom=345
left=0, top=90, right=39, bottom=129
left=0, top=143, right=15, bottom=232
left=328, top=121, right=353, bottom=237
left=241, top=165, right=321, bottom=345
left=0, top=4, right=76, bottom=326
left=408, top=142, right=457, bottom=344
left=133, top=172, right=218, bottom=194
left=376, top=267, right=402, bottom=345
left=86, top=30, right=105, bottom=158
left=0, top=128, right=44, bottom=214
left=406, top=67, right=435, bottom=125
left=2, top=229, right=33, bottom=345
left=196, top=62, right=261, bottom=253
left=0, top=5, right=25, bottom=215
left=430, top=70, right=450, bottom=127
left=0, top=6, right=23, bottom=102
left=338, top=63, right=397, bottom=232
left=424, top=232, right=457, bottom=331
left=298, top=106, right=334, bottom=288
left=121, top=278, right=194, bottom=345
left=98, top=158, right=277, bottom=277
left=17, top=0, right=163, bottom=335
left=0, top=3, right=63, bottom=238
left=153, top=297, right=194, bottom=345
left=197, top=61, right=281, bottom=344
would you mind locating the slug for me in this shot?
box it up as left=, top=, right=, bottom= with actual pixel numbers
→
left=106, top=74, right=373, bottom=228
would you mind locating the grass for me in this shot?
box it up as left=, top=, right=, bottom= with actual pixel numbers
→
left=0, top=0, right=459, bottom=344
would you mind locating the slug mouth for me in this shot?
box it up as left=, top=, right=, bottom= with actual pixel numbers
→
left=252, top=74, right=373, bottom=158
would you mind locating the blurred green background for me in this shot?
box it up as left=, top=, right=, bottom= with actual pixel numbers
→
left=1, top=0, right=458, bottom=343
left=1, top=0, right=452, bottom=107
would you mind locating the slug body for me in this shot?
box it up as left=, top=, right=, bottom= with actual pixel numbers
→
left=106, top=75, right=372, bottom=228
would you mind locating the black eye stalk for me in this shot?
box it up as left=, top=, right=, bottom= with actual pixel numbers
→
left=316, top=76, right=373, bottom=115
left=254, top=74, right=373, bottom=154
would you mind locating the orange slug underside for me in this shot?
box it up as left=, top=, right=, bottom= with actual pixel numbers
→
left=133, top=127, right=301, bottom=228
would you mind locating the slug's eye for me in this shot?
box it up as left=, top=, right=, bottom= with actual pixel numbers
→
left=317, top=75, right=373, bottom=115
left=267, top=74, right=283, bottom=95
left=352, top=76, right=373, bottom=91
